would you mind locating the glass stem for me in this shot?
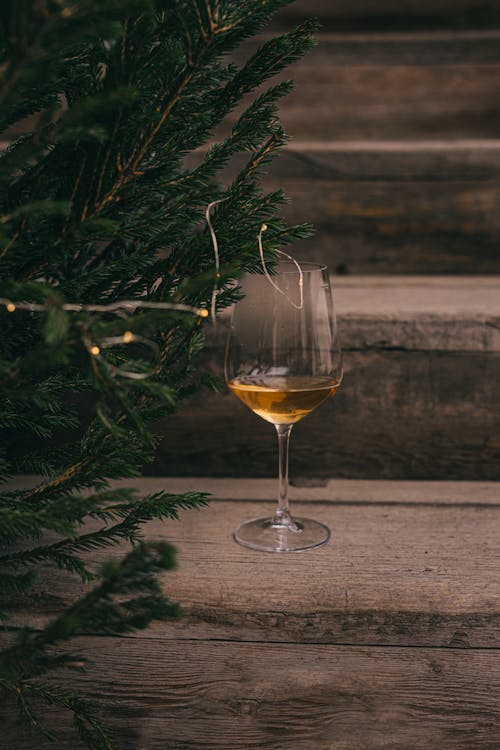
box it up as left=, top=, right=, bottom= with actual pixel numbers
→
left=273, top=423, right=298, bottom=529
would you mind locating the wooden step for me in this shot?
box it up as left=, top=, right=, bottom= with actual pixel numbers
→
left=229, top=31, right=500, bottom=141
left=262, top=141, right=500, bottom=274
left=4, top=477, right=500, bottom=749
left=152, top=277, right=500, bottom=480
left=271, top=0, right=500, bottom=31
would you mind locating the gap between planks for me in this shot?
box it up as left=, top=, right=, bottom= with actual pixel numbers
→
left=5, top=626, right=500, bottom=652
left=7, top=477, right=500, bottom=506
left=115, top=478, right=500, bottom=506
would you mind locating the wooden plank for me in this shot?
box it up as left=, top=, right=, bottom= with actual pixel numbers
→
left=257, top=64, right=500, bottom=141
left=271, top=0, right=500, bottom=32
left=259, top=30, right=500, bottom=66
left=7, top=475, right=500, bottom=504
left=4, top=479, right=500, bottom=746
left=150, top=279, right=500, bottom=479
left=195, top=276, right=500, bottom=351
left=153, top=349, right=500, bottom=480
left=255, top=143, right=500, bottom=274
left=269, top=140, right=500, bottom=179
left=3, top=638, right=500, bottom=749
left=201, top=142, right=500, bottom=274
left=151, top=498, right=500, bottom=647
left=224, top=32, right=500, bottom=141
left=6, top=486, right=500, bottom=647
left=97, top=476, right=500, bottom=506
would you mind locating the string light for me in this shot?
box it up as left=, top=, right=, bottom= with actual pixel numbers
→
left=257, top=224, right=304, bottom=310
left=0, top=297, right=209, bottom=381
left=205, top=197, right=227, bottom=325
left=1, top=298, right=208, bottom=317
left=88, top=333, right=160, bottom=380
left=1, top=202, right=303, bottom=386
left=205, top=202, right=305, bottom=321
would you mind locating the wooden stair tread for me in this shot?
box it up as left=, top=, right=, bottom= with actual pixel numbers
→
left=262, top=143, right=500, bottom=274
left=5, top=477, right=500, bottom=749
left=5, top=639, right=500, bottom=750
left=8, top=477, right=500, bottom=647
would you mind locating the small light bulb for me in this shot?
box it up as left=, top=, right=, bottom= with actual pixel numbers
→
left=122, top=330, right=134, bottom=343
left=199, top=309, right=209, bottom=318
left=6, top=303, right=16, bottom=313
left=90, top=345, right=100, bottom=356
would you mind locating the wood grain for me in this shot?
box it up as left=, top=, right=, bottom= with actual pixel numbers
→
left=225, top=33, right=500, bottom=141
left=153, top=350, right=500, bottom=480
left=3, top=638, right=500, bottom=749
left=271, top=0, right=500, bottom=31
left=4, top=479, right=500, bottom=748
left=260, top=143, right=500, bottom=273
left=6, top=489, right=500, bottom=648
left=207, top=142, right=500, bottom=274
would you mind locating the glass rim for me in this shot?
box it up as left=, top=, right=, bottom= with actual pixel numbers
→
left=273, top=259, right=328, bottom=274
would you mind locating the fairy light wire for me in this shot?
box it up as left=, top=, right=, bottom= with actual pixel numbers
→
left=1, top=204, right=305, bottom=385
left=0, top=298, right=209, bottom=317
left=1, top=298, right=209, bottom=381
left=258, top=224, right=304, bottom=310
left=205, top=198, right=227, bottom=324
left=205, top=202, right=305, bottom=318
left=88, top=332, right=160, bottom=381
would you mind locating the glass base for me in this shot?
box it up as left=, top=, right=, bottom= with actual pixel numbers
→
left=234, top=516, right=331, bottom=553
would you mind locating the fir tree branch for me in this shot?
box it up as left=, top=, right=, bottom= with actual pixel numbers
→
left=0, top=490, right=208, bottom=580
left=1, top=541, right=178, bottom=749
left=93, top=66, right=197, bottom=215
left=0, top=541, right=179, bottom=673
left=20, top=459, right=92, bottom=503
left=0, top=2, right=319, bottom=746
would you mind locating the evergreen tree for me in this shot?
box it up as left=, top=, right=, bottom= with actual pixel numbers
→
left=0, top=1, right=315, bottom=746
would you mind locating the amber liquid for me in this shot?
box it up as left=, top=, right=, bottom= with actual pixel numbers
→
left=228, top=375, right=339, bottom=425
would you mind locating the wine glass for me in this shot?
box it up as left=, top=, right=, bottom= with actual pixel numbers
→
left=225, top=260, right=342, bottom=552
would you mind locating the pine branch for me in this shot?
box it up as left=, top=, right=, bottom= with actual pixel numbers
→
left=0, top=541, right=178, bottom=749
left=0, top=1, right=318, bottom=747
left=0, top=570, right=38, bottom=596
left=0, top=542, right=179, bottom=675
left=0, top=490, right=208, bottom=581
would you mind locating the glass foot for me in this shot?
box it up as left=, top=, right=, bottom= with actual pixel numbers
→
left=234, top=516, right=330, bottom=552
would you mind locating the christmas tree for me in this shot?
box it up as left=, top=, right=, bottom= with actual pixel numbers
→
left=0, top=1, right=315, bottom=746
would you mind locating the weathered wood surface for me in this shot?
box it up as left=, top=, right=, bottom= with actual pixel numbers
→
left=227, top=32, right=500, bottom=141
left=5, top=478, right=500, bottom=648
left=4, top=640, right=500, bottom=750
left=259, top=143, right=500, bottom=274
left=272, top=0, right=500, bottom=31
left=153, top=278, right=500, bottom=480
left=192, top=141, right=500, bottom=273
left=8, top=29, right=500, bottom=273
left=3, top=479, right=500, bottom=749
left=219, top=29, right=500, bottom=272
left=154, top=352, right=500, bottom=480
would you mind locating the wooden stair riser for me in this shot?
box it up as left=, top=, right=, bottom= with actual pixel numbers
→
left=265, top=145, right=500, bottom=273
left=272, top=0, right=500, bottom=31
left=227, top=33, right=500, bottom=141
left=152, top=349, right=500, bottom=480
